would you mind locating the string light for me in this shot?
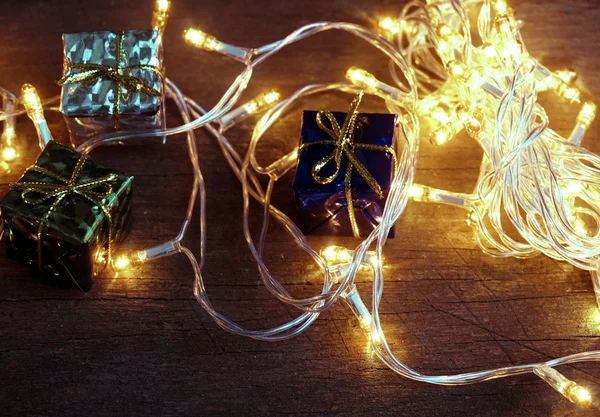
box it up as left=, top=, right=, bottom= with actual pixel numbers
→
left=534, top=366, right=594, bottom=408
left=345, top=67, right=406, bottom=102
left=21, top=84, right=53, bottom=148
left=218, top=90, right=281, bottom=131
left=152, top=0, right=170, bottom=33
left=183, top=28, right=251, bottom=62
left=1, top=0, right=600, bottom=411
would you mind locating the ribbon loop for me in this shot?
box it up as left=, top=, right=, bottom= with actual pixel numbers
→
left=58, top=31, right=164, bottom=129
left=9, top=154, right=117, bottom=272
left=300, top=91, right=398, bottom=238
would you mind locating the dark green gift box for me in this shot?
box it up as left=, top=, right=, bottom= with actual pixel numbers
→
left=0, top=141, right=133, bottom=291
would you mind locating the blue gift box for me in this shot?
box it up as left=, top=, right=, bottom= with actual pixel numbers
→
left=292, top=110, right=398, bottom=237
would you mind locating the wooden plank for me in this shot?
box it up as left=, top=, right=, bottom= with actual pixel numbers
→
left=1, top=0, right=600, bottom=415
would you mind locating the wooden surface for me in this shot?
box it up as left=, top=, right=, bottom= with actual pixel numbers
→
left=1, top=0, right=600, bottom=415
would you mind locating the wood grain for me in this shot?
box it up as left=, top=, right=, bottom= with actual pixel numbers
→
left=1, top=0, right=600, bottom=415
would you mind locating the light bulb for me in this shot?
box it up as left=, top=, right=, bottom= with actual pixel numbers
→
left=430, top=121, right=462, bottom=145
left=556, top=82, right=581, bottom=103
left=408, top=184, right=426, bottom=200
left=346, top=67, right=406, bottom=102
left=378, top=17, right=402, bottom=36
left=219, top=90, right=282, bottom=131
left=577, top=103, right=596, bottom=129
left=112, top=255, right=131, bottom=270
left=2, top=147, right=17, bottom=162
left=555, top=69, right=578, bottom=85
left=534, top=366, right=594, bottom=409
left=152, top=0, right=170, bottom=32
left=21, top=84, right=53, bottom=149
left=183, top=28, right=251, bottom=62
left=183, top=28, right=220, bottom=51
left=21, top=84, right=44, bottom=123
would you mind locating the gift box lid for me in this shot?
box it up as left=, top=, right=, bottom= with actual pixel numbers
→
left=60, top=30, right=163, bottom=117
left=0, top=141, right=133, bottom=245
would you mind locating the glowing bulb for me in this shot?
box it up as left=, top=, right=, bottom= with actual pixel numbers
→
left=556, top=83, right=581, bottom=103
left=565, top=384, right=593, bottom=408
left=430, top=121, right=462, bottom=146
left=113, top=255, right=131, bottom=270
left=2, top=126, right=15, bottom=141
left=152, top=0, right=170, bottom=31
left=534, top=366, right=594, bottom=409
left=244, top=90, right=281, bottom=114
left=446, top=60, right=473, bottom=83
left=21, top=84, right=44, bottom=122
left=495, top=0, right=510, bottom=15
left=577, top=103, right=596, bottom=128
left=482, top=43, right=497, bottom=60
left=378, top=17, right=402, bottom=36
left=345, top=67, right=405, bottom=102
left=183, top=28, right=220, bottom=51
left=219, top=90, right=282, bottom=131
left=456, top=105, right=483, bottom=138
left=346, top=67, right=377, bottom=89
left=21, top=83, right=53, bottom=148
left=565, top=182, right=585, bottom=196
left=555, top=69, right=578, bottom=86
left=408, top=184, right=425, bottom=200
left=431, top=108, right=450, bottom=124
left=2, top=147, right=17, bottom=162
left=321, top=245, right=381, bottom=269
left=321, top=245, right=355, bottom=264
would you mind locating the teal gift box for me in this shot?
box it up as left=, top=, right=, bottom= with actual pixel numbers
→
left=0, top=141, right=134, bottom=291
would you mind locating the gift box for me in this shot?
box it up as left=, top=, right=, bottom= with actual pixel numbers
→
left=59, top=30, right=166, bottom=147
left=0, top=141, right=134, bottom=291
left=292, top=97, right=398, bottom=238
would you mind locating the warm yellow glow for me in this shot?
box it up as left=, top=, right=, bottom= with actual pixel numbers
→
left=556, top=83, right=581, bottom=103
left=346, top=67, right=378, bottom=90
left=418, top=97, right=439, bottom=114
left=183, top=28, right=220, bottom=51
left=321, top=245, right=353, bottom=264
left=21, top=84, right=43, bottom=120
left=456, top=105, right=483, bottom=138
left=408, top=184, right=425, bottom=200
left=577, top=102, right=597, bottom=128
left=371, top=328, right=382, bottom=344
left=2, top=147, right=17, bottom=162
left=564, top=383, right=593, bottom=408
left=3, top=126, right=15, bottom=141
left=156, top=0, right=170, bottom=12
left=243, top=91, right=280, bottom=115
left=446, top=60, right=472, bottom=82
left=113, top=255, right=131, bottom=270
left=152, top=0, right=171, bottom=31
left=482, top=43, right=497, bottom=60
left=432, top=129, right=449, bottom=145
left=555, top=69, right=578, bottom=86
left=495, top=0, right=509, bottom=15
left=566, top=182, right=585, bottom=196
left=378, top=17, right=402, bottom=35
left=431, top=108, right=450, bottom=125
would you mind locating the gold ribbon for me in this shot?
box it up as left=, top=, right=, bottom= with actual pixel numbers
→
left=58, top=31, right=164, bottom=129
left=300, top=91, right=398, bottom=238
left=10, top=154, right=118, bottom=272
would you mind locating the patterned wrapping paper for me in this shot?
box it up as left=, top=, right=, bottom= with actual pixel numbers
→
left=0, top=141, right=134, bottom=291
left=60, top=30, right=165, bottom=146
left=293, top=110, right=397, bottom=237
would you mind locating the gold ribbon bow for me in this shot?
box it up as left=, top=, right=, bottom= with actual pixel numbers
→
left=300, top=91, right=397, bottom=238
left=58, top=31, right=164, bottom=129
left=10, top=154, right=118, bottom=274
